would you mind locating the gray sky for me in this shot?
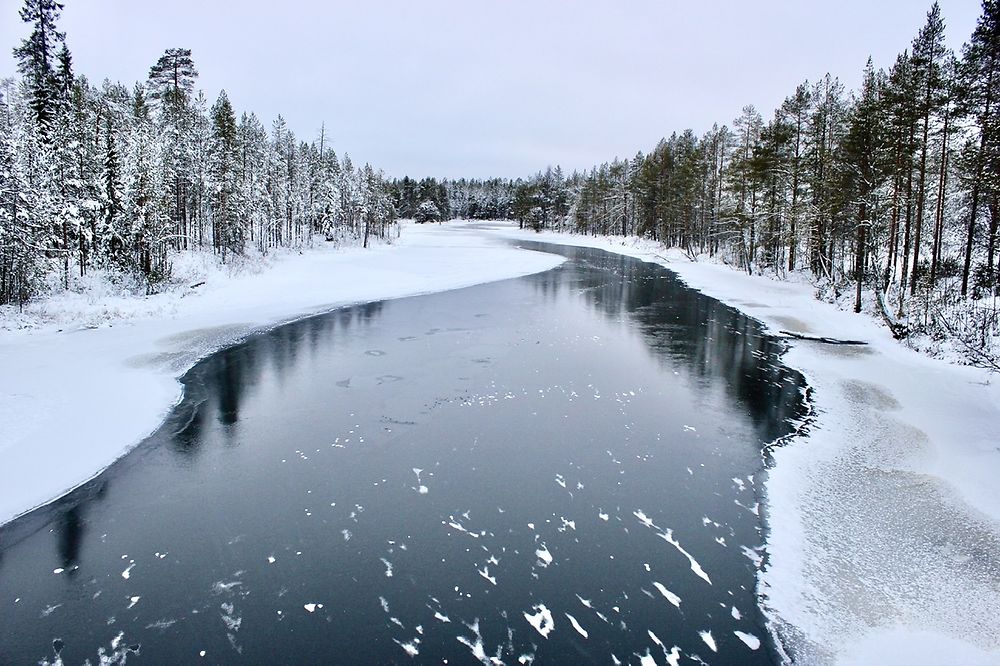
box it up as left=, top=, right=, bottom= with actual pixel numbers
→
left=0, top=0, right=984, bottom=179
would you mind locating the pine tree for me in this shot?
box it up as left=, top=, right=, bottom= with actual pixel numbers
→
left=843, top=59, right=890, bottom=312
left=806, top=75, right=848, bottom=278
left=882, top=52, right=919, bottom=294
left=908, top=2, right=948, bottom=295
left=779, top=83, right=812, bottom=270
left=12, top=0, right=67, bottom=139
left=729, top=105, right=763, bottom=273
left=147, top=48, right=197, bottom=113
left=957, top=0, right=1000, bottom=295
left=147, top=48, right=198, bottom=251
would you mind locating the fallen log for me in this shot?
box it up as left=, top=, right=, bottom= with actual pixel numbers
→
left=874, top=287, right=908, bottom=339
left=778, top=330, right=868, bottom=345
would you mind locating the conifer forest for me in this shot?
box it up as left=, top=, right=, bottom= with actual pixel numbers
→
left=1, top=0, right=399, bottom=307
left=4, top=2, right=1000, bottom=369
left=404, top=2, right=1000, bottom=366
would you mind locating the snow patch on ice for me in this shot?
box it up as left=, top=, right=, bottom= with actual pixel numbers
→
left=633, top=509, right=657, bottom=530
left=523, top=604, right=555, bottom=638
left=652, top=582, right=681, bottom=608
left=565, top=612, right=588, bottom=638
left=734, top=630, right=761, bottom=650
left=394, top=639, right=420, bottom=657
left=478, top=566, right=497, bottom=586
left=657, top=529, right=712, bottom=585
left=534, top=543, right=553, bottom=567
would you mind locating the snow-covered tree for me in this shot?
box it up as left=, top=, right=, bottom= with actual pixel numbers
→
left=414, top=199, right=440, bottom=224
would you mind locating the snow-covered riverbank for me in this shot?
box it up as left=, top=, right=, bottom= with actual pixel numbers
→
left=0, top=223, right=563, bottom=526
left=483, top=222, right=1000, bottom=665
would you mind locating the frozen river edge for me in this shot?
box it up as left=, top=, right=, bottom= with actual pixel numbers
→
left=484, top=223, right=1000, bottom=665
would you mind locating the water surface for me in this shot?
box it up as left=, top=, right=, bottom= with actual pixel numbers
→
left=0, top=242, right=807, bottom=664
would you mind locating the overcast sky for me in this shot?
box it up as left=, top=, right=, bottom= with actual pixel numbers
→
left=0, top=0, right=984, bottom=179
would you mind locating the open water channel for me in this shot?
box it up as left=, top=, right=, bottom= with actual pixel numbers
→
left=0, top=241, right=808, bottom=664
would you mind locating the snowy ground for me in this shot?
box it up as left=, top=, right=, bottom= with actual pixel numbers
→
left=0, top=222, right=563, bottom=526
left=482, top=222, right=1000, bottom=665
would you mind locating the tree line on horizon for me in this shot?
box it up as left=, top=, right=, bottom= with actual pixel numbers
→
left=417, top=1, right=998, bottom=363
left=0, top=0, right=399, bottom=307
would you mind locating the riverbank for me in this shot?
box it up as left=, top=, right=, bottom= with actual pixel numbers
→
left=0, top=223, right=564, bottom=526
left=482, top=221, right=1000, bottom=665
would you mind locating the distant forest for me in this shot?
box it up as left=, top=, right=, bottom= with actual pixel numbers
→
left=401, top=1, right=1000, bottom=363
left=1, top=0, right=399, bottom=306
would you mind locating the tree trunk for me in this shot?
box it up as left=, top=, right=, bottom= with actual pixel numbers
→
left=930, top=101, right=950, bottom=283
left=987, top=195, right=999, bottom=274
left=898, top=122, right=917, bottom=317
left=962, top=68, right=993, bottom=295
left=910, top=103, right=932, bottom=295
left=855, top=201, right=866, bottom=313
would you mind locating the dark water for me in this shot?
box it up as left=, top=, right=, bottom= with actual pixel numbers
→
left=0, top=242, right=807, bottom=665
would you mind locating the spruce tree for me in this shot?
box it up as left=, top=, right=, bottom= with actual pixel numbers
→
left=210, top=90, right=240, bottom=258
left=101, top=126, right=126, bottom=270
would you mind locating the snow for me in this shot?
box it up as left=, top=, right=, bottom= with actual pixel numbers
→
left=652, top=582, right=681, bottom=608
left=565, top=613, right=589, bottom=639
left=482, top=222, right=1000, bottom=664
left=838, top=628, right=1000, bottom=666
left=734, top=630, right=761, bottom=650
left=0, top=222, right=563, bottom=525
left=523, top=604, right=555, bottom=638
left=656, top=529, right=712, bottom=586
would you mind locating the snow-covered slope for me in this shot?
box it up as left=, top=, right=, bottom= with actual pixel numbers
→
left=0, top=223, right=564, bottom=526
left=483, top=222, right=1000, bottom=665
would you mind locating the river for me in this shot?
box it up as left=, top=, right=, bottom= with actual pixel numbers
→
left=0, top=241, right=808, bottom=664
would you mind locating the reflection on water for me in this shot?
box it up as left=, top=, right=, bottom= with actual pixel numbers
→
left=0, top=243, right=806, bottom=665
left=55, top=507, right=85, bottom=571
left=520, top=241, right=805, bottom=444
